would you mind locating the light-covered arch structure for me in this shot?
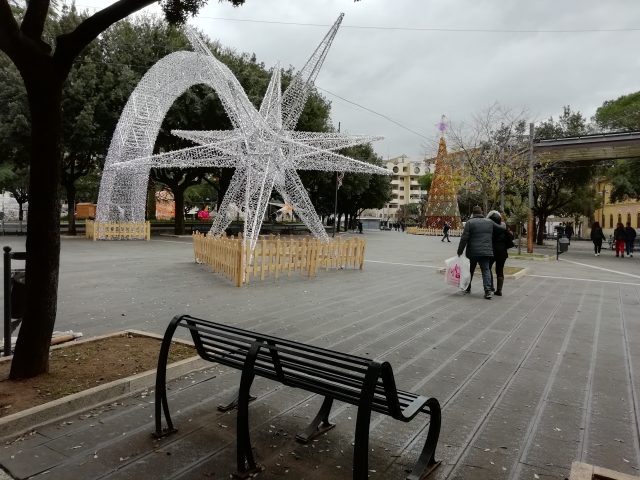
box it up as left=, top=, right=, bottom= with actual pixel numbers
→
left=97, top=17, right=389, bottom=249
left=96, top=39, right=258, bottom=224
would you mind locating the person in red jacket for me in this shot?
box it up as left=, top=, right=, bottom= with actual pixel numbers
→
left=613, top=222, right=626, bottom=257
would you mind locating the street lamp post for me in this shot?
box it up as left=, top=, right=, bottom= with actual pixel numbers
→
left=332, top=171, right=344, bottom=238
left=527, top=122, right=534, bottom=253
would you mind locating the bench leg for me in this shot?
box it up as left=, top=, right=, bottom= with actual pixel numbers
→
left=353, top=401, right=373, bottom=480
left=234, top=342, right=264, bottom=478
left=353, top=363, right=381, bottom=480
left=406, top=398, right=441, bottom=480
left=218, top=391, right=257, bottom=412
left=153, top=316, right=182, bottom=438
left=295, top=396, right=335, bottom=443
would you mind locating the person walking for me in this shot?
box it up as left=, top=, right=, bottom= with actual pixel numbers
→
left=441, top=221, right=451, bottom=242
left=457, top=205, right=505, bottom=299
left=487, top=211, right=511, bottom=296
left=564, top=223, right=574, bottom=243
left=590, top=221, right=606, bottom=256
left=624, top=222, right=636, bottom=257
left=613, top=222, right=626, bottom=257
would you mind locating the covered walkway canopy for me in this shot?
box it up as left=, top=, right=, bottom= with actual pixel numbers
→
left=526, top=130, right=640, bottom=252
left=533, top=131, right=640, bottom=162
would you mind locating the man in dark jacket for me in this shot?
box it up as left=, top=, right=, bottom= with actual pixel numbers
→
left=457, top=206, right=506, bottom=299
left=564, top=223, right=574, bottom=243
left=625, top=222, right=637, bottom=257
left=441, top=221, right=451, bottom=242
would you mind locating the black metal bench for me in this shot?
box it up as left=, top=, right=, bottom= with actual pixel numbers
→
left=154, top=314, right=441, bottom=480
left=190, top=223, right=211, bottom=234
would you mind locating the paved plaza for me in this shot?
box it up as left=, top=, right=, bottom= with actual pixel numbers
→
left=0, top=230, right=639, bottom=479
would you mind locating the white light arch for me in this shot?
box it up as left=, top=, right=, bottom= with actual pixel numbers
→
left=96, top=48, right=256, bottom=223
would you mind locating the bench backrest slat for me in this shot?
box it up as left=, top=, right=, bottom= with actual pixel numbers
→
left=183, top=316, right=371, bottom=366
left=191, top=326, right=372, bottom=382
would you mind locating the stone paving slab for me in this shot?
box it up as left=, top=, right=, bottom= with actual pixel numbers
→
left=0, top=232, right=638, bottom=479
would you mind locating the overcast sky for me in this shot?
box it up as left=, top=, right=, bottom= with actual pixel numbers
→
left=79, top=0, right=640, bottom=160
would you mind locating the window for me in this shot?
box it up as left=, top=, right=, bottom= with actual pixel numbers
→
left=610, top=214, right=613, bottom=228
left=627, top=213, right=632, bottom=225
left=637, top=212, right=640, bottom=228
left=602, top=215, right=605, bottom=227
left=403, top=167, right=408, bottom=172
left=618, top=213, right=622, bottom=224
left=414, top=167, right=420, bottom=174
left=392, top=166, right=399, bottom=173
left=399, top=186, right=404, bottom=191
left=399, top=195, right=404, bottom=200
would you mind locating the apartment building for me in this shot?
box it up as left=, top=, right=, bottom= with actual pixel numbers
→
left=361, top=154, right=432, bottom=222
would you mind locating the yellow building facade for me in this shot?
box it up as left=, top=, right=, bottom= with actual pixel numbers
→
left=594, top=179, right=640, bottom=235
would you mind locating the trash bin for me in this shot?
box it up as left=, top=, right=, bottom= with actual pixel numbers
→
left=558, top=236, right=570, bottom=253
left=10, top=270, right=25, bottom=323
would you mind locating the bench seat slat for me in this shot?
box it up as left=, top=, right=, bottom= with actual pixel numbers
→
left=196, top=344, right=429, bottom=417
left=182, top=316, right=433, bottom=418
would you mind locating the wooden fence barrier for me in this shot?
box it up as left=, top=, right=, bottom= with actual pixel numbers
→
left=406, top=226, right=463, bottom=237
left=192, top=232, right=366, bottom=286
left=86, top=220, right=151, bottom=240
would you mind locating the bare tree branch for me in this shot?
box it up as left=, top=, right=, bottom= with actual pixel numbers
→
left=0, top=0, right=20, bottom=57
left=20, top=0, right=50, bottom=43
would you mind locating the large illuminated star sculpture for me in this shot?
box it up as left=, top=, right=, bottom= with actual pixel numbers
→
left=97, top=14, right=389, bottom=251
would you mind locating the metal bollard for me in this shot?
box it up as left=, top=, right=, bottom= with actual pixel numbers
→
left=3, top=246, right=11, bottom=356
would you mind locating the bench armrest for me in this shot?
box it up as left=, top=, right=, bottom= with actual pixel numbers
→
left=401, top=395, right=430, bottom=420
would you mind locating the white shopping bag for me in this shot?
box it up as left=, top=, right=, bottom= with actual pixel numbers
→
left=444, top=255, right=471, bottom=291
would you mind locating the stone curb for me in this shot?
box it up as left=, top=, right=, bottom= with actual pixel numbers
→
left=569, top=461, right=640, bottom=480
left=508, top=267, right=529, bottom=279
left=0, top=330, right=208, bottom=440
left=509, top=254, right=551, bottom=261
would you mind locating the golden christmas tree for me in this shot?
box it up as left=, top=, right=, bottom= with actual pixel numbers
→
left=423, top=131, right=462, bottom=229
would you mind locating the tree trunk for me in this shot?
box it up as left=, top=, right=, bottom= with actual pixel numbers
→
left=536, top=213, right=546, bottom=245
left=174, top=187, right=185, bottom=235
left=10, top=73, right=63, bottom=379
left=18, top=202, right=24, bottom=221
left=66, top=183, right=76, bottom=236
left=146, top=179, right=156, bottom=220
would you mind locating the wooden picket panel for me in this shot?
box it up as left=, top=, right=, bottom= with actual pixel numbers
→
left=85, top=220, right=96, bottom=240
left=86, top=221, right=151, bottom=240
left=406, top=226, right=462, bottom=237
left=192, top=233, right=367, bottom=286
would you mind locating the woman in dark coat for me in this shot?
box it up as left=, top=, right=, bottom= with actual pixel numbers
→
left=487, top=210, right=511, bottom=296
left=590, top=221, right=606, bottom=256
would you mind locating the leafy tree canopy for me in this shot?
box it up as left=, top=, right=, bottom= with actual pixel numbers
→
left=594, top=91, right=640, bottom=132
left=608, top=160, right=640, bottom=202
left=418, top=173, right=432, bottom=191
